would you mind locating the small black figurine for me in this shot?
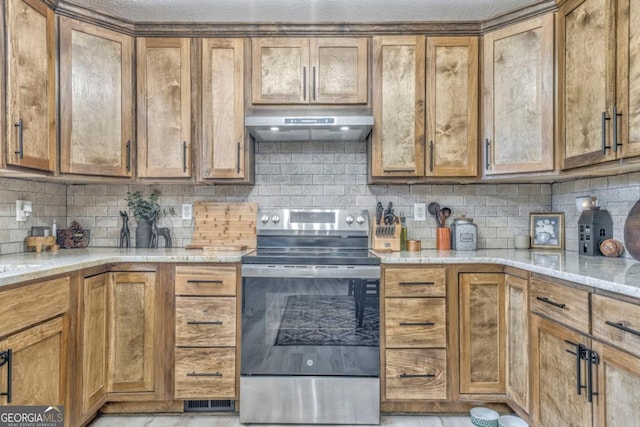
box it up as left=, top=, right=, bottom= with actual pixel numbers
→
left=149, top=219, right=159, bottom=248
left=157, top=227, right=172, bottom=248
left=119, top=211, right=130, bottom=248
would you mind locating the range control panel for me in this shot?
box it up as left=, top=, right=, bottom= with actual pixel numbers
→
left=256, top=208, right=369, bottom=234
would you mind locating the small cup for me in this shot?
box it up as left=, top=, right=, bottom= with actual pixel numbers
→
left=436, top=227, right=451, bottom=250
left=406, top=240, right=421, bottom=252
left=514, top=235, right=530, bottom=249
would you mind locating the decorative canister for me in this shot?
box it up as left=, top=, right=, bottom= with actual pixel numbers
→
left=451, top=216, right=477, bottom=251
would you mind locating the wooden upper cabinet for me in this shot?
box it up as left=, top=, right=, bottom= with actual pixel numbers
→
left=559, top=0, right=617, bottom=169
left=201, top=38, right=247, bottom=180
left=427, top=37, right=478, bottom=177
left=136, top=38, right=192, bottom=179
left=5, top=0, right=55, bottom=172
left=372, top=36, right=426, bottom=178
left=251, top=37, right=367, bottom=104
left=59, top=17, right=134, bottom=177
left=483, top=14, right=554, bottom=175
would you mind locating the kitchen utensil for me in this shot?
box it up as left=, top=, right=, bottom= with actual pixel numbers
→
left=384, top=202, right=395, bottom=224
left=440, top=207, right=451, bottom=226
left=191, top=202, right=257, bottom=249
left=470, top=407, right=499, bottom=427
left=428, top=202, right=442, bottom=227
left=376, top=202, right=384, bottom=225
left=624, top=199, right=640, bottom=260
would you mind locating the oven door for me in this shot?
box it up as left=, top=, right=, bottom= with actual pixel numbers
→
left=241, top=264, right=380, bottom=377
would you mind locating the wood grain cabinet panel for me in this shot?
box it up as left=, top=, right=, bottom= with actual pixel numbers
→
left=136, top=38, right=191, bottom=178
left=592, top=293, right=640, bottom=357
left=384, top=267, right=446, bottom=297
left=427, top=37, right=478, bottom=177
left=252, top=38, right=308, bottom=104
left=175, top=265, right=237, bottom=296
left=530, top=278, right=590, bottom=334
left=5, top=0, right=55, bottom=172
left=175, top=297, right=236, bottom=347
left=505, top=274, right=529, bottom=413
left=59, top=17, right=133, bottom=177
left=372, top=36, right=426, bottom=178
left=483, top=14, right=554, bottom=175
left=459, top=273, right=505, bottom=394
left=201, top=38, right=247, bottom=180
left=174, top=347, right=235, bottom=399
left=385, top=298, right=446, bottom=348
left=385, top=349, right=447, bottom=400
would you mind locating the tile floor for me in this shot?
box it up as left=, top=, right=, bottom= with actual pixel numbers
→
left=89, top=414, right=475, bottom=427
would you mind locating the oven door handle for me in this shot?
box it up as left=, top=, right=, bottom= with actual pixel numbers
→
left=242, top=264, right=381, bottom=279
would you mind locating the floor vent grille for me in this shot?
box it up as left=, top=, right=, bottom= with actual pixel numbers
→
left=184, top=399, right=235, bottom=412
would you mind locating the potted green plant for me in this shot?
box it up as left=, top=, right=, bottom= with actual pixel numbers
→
left=125, top=190, right=175, bottom=248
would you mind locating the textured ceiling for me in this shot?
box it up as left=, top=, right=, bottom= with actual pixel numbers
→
left=64, top=0, right=542, bottom=23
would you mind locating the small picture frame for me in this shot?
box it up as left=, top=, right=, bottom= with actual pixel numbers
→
left=530, top=212, right=564, bottom=249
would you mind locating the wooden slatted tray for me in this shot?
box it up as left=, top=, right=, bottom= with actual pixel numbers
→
left=188, top=202, right=257, bottom=249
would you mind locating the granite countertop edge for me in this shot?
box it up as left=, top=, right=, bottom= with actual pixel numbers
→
left=0, top=247, right=638, bottom=299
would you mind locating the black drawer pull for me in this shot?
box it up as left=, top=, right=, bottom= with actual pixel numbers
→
left=187, top=320, right=223, bottom=325
left=536, top=296, right=566, bottom=309
left=383, top=169, right=415, bottom=173
left=400, top=373, right=435, bottom=378
left=186, top=279, right=223, bottom=284
left=399, top=281, right=435, bottom=286
left=0, top=350, right=12, bottom=403
left=399, top=322, right=435, bottom=326
left=187, top=371, right=222, bottom=377
left=605, top=321, right=640, bottom=337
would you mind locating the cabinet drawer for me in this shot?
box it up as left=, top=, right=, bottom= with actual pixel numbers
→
left=530, top=279, right=589, bottom=333
left=176, top=297, right=236, bottom=346
left=385, top=349, right=447, bottom=400
left=385, top=298, right=446, bottom=348
left=175, top=266, right=236, bottom=296
left=592, top=294, right=640, bottom=357
left=174, top=347, right=235, bottom=399
left=385, top=268, right=446, bottom=297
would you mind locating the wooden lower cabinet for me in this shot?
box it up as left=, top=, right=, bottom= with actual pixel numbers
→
left=459, top=273, right=505, bottom=394
left=174, top=348, right=235, bottom=399
left=0, top=316, right=67, bottom=406
left=385, top=349, right=447, bottom=400
left=505, top=273, right=529, bottom=413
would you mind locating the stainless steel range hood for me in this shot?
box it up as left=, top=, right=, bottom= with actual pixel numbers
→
left=245, top=108, right=373, bottom=142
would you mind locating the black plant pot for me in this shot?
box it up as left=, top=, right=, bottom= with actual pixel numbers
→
left=135, top=220, right=154, bottom=248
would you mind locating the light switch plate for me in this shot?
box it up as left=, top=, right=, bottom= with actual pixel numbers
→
left=414, top=203, right=426, bottom=221
left=181, top=204, right=193, bottom=220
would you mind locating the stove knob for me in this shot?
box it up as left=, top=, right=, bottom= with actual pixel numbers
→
left=345, top=214, right=354, bottom=224
left=260, top=214, right=270, bottom=224
left=356, top=215, right=366, bottom=225
left=271, top=214, right=280, bottom=224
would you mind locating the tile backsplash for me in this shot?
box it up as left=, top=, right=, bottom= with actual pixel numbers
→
left=2, top=142, right=639, bottom=255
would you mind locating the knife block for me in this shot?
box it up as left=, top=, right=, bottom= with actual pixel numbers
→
left=372, top=224, right=401, bottom=252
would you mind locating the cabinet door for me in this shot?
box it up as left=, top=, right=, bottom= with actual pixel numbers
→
left=81, top=274, right=108, bottom=415
left=5, top=0, right=55, bottom=171
left=137, top=38, right=191, bottom=178
left=531, top=315, right=592, bottom=427
left=427, top=37, right=478, bottom=177
left=459, top=273, right=505, bottom=394
left=108, top=272, right=155, bottom=393
left=505, top=274, right=529, bottom=413
left=559, top=0, right=617, bottom=169
left=0, top=317, right=67, bottom=406
left=616, top=0, right=640, bottom=159
left=372, top=36, right=426, bottom=177
left=591, top=340, right=640, bottom=427
left=59, top=17, right=134, bottom=177
left=483, top=14, right=554, bottom=175
left=202, top=38, right=246, bottom=180
left=251, top=38, right=308, bottom=104
left=310, top=38, right=368, bottom=104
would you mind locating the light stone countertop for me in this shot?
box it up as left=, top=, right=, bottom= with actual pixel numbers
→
left=1, top=247, right=639, bottom=300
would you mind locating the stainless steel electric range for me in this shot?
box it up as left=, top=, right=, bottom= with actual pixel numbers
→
left=240, top=208, right=380, bottom=425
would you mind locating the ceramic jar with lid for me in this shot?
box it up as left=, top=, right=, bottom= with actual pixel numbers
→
left=450, top=216, right=477, bottom=251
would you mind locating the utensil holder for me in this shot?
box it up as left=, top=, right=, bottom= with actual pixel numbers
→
left=372, top=224, right=401, bottom=251
left=436, top=227, right=451, bottom=250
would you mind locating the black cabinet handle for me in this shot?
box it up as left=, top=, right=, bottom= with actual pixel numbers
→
left=399, top=281, right=435, bottom=286
left=14, top=119, right=23, bottom=160
left=186, top=279, right=223, bottom=284
left=0, top=350, right=12, bottom=403
left=429, top=140, right=434, bottom=172
left=183, top=141, right=188, bottom=172
left=565, top=341, right=586, bottom=396
left=536, top=296, right=566, bottom=309
left=186, top=320, right=223, bottom=325
left=237, top=142, right=241, bottom=174
left=602, top=111, right=611, bottom=154
left=586, top=349, right=599, bottom=403
left=485, top=138, right=491, bottom=170
left=399, top=373, right=435, bottom=378
left=383, top=169, right=415, bottom=173
left=302, top=66, right=307, bottom=101
left=187, top=371, right=222, bottom=377
left=612, top=106, right=623, bottom=153
left=605, top=320, right=640, bottom=337
left=126, top=140, right=131, bottom=172
left=399, top=322, right=435, bottom=326
left=312, top=66, right=317, bottom=101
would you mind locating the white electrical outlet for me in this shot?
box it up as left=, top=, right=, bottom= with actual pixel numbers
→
left=181, top=203, right=193, bottom=220
left=414, top=203, right=426, bottom=221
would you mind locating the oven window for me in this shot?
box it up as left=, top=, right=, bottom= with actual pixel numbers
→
left=241, top=276, right=379, bottom=377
